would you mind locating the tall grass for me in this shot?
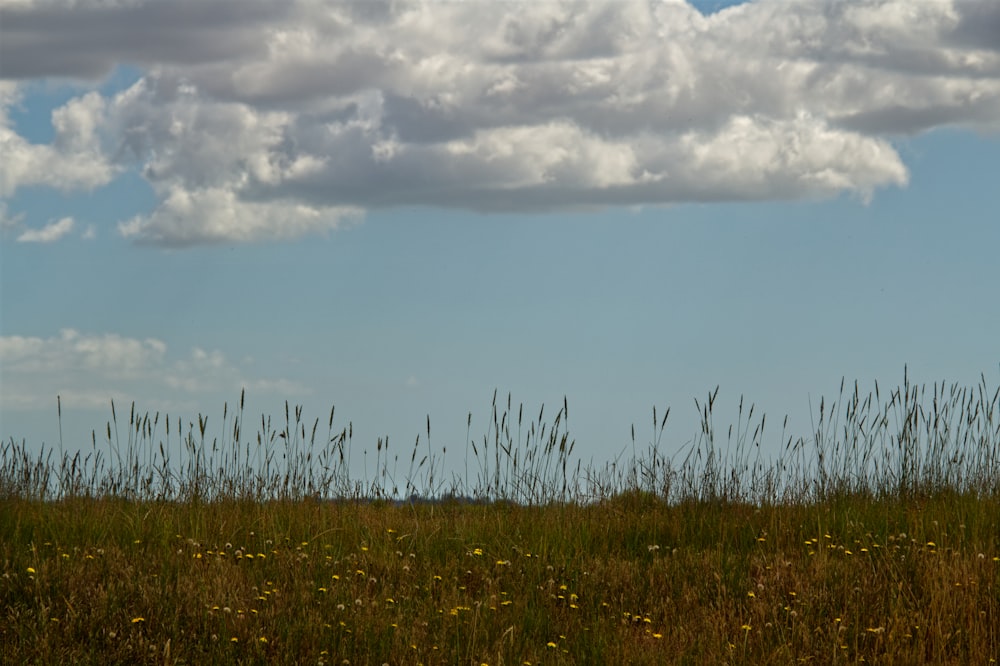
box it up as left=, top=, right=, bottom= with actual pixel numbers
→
left=3, top=370, right=998, bottom=504
left=2, top=371, right=999, bottom=664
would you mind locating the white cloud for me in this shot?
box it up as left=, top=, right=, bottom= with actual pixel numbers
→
left=117, top=184, right=360, bottom=247
left=242, top=378, right=311, bottom=396
left=0, top=328, right=166, bottom=379
left=0, top=86, right=116, bottom=196
left=0, top=329, right=309, bottom=410
left=1, top=0, right=998, bottom=246
left=17, top=216, right=74, bottom=242
left=0, top=200, right=25, bottom=231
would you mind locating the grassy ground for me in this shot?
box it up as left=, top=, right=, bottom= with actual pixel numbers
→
left=3, top=375, right=999, bottom=664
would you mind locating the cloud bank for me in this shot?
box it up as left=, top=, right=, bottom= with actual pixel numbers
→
left=1, top=0, right=998, bottom=246
left=0, top=329, right=308, bottom=410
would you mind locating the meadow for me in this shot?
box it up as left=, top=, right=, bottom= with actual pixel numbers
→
left=2, top=372, right=999, bottom=664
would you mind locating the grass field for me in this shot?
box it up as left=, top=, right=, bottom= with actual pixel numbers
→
left=3, top=373, right=999, bottom=664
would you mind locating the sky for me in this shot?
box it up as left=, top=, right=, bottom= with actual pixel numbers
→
left=1, top=0, right=999, bottom=484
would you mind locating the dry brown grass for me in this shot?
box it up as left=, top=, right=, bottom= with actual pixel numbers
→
left=3, top=494, right=997, bottom=664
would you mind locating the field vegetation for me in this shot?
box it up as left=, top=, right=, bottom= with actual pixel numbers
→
left=2, top=371, right=999, bottom=664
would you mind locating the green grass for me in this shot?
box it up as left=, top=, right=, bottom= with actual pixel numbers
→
left=2, top=372, right=999, bottom=664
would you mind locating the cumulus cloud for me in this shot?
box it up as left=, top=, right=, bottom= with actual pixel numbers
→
left=117, top=184, right=360, bottom=247
left=0, top=329, right=309, bottom=410
left=16, top=216, right=75, bottom=242
left=0, top=83, right=117, bottom=196
left=1, top=0, right=998, bottom=246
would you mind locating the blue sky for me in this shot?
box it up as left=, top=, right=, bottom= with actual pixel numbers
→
left=2, top=0, right=999, bottom=480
